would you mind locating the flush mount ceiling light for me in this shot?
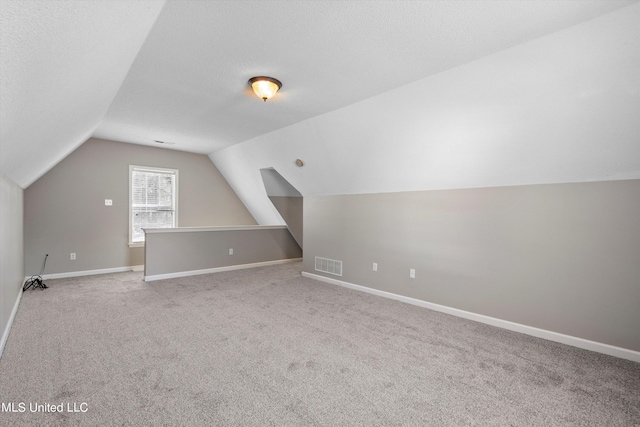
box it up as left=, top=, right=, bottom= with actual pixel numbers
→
left=248, top=76, right=282, bottom=102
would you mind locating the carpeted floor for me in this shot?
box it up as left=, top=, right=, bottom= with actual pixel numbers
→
left=0, top=262, right=638, bottom=426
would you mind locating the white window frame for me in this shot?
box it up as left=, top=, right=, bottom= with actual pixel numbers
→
left=129, top=165, right=179, bottom=247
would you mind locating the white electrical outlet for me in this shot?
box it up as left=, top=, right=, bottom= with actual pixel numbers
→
left=70, top=252, right=76, bottom=260
left=104, top=199, right=113, bottom=206
left=229, top=248, right=233, bottom=255
left=409, top=268, right=415, bottom=278
left=373, top=262, right=378, bottom=272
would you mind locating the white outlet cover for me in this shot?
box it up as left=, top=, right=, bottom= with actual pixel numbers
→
left=373, top=263, right=378, bottom=271
left=229, top=248, right=233, bottom=255
left=105, top=199, right=113, bottom=206
left=410, top=269, right=416, bottom=278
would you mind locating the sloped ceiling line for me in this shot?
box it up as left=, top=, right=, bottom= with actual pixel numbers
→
left=210, top=3, right=640, bottom=224
left=2, top=0, right=638, bottom=192
left=0, top=0, right=167, bottom=188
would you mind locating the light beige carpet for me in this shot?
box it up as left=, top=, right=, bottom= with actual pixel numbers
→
left=0, top=262, right=638, bottom=426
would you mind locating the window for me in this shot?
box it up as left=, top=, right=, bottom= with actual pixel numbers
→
left=129, top=166, right=178, bottom=246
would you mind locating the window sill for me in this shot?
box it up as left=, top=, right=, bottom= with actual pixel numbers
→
left=129, top=242, right=145, bottom=248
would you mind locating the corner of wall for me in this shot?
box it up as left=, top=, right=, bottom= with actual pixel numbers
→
left=0, top=172, right=25, bottom=359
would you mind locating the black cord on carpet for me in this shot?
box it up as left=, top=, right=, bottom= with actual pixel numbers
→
left=23, top=254, right=48, bottom=291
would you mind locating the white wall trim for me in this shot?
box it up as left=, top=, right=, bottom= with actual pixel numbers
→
left=301, top=271, right=640, bottom=363
left=42, top=265, right=145, bottom=280
left=0, top=286, right=23, bottom=360
left=144, top=225, right=287, bottom=234
left=145, top=258, right=302, bottom=282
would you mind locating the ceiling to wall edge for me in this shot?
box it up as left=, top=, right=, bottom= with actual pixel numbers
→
left=7, top=1, right=639, bottom=190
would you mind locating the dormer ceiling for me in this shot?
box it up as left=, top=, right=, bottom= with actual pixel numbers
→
left=1, top=0, right=638, bottom=188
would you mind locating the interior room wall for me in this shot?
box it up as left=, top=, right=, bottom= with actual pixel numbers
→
left=144, top=226, right=302, bottom=279
left=24, top=138, right=256, bottom=276
left=207, top=5, right=639, bottom=355
left=260, top=168, right=303, bottom=247
left=303, top=179, right=640, bottom=352
left=0, top=172, right=24, bottom=355
left=210, top=5, right=640, bottom=223
left=268, top=197, right=303, bottom=248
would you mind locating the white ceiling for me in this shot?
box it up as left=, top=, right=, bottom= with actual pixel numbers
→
left=0, top=0, right=637, bottom=188
left=0, top=0, right=166, bottom=187
left=211, top=3, right=640, bottom=223
left=94, top=0, right=637, bottom=154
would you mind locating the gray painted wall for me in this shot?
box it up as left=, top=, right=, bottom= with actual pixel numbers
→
left=261, top=168, right=303, bottom=248
left=269, top=196, right=303, bottom=248
left=303, top=179, right=640, bottom=352
left=24, top=138, right=257, bottom=275
left=145, top=227, right=302, bottom=277
left=1, top=173, right=24, bottom=351
left=260, top=168, right=302, bottom=197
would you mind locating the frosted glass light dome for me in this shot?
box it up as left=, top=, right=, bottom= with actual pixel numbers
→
left=248, top=76, right=282, bottom=101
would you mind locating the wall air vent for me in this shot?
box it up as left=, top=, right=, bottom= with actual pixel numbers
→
left=315, top=256, right=342, bottom=277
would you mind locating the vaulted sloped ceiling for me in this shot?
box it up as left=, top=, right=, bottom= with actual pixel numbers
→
left=93, top=0, right=637, bottom=154
left=0, top=0, right=166, bottom=187
left=1, top=0, right=638, bottom=195
left=211, top=3, right=640, bottom=224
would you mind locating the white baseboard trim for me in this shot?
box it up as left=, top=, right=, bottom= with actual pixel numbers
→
left=0, top=286, right=23, bottom=360
left=301, top=272, right=640, bottom=363
left=42, top=265, right=145, bottom=280
left=145, top=258, right=303, bottom=282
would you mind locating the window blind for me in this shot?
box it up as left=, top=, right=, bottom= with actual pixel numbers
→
left=131, top=168, right=177, bottom=243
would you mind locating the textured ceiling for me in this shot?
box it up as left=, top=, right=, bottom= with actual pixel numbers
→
left=210, top=3, right=640, bottom=223
left=93, top=0, right=637, bottom=154
left=1, top=0, right=637, bottom=188
left=0, top=0, right=165, bottom=187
